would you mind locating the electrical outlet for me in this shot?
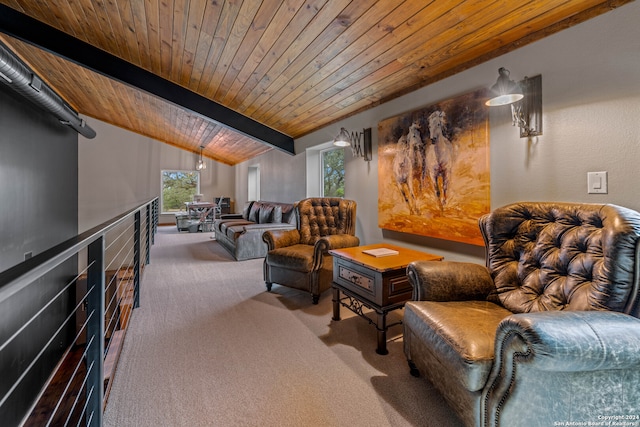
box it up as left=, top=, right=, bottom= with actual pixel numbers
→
left=587, top=171, right=608, bottom=194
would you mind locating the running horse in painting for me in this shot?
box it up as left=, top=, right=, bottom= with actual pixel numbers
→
left=407, top=122, right=426, bottom=192
left=392, top=132, right=420, bottom=215
left=425, top=110, right=454, bottom=209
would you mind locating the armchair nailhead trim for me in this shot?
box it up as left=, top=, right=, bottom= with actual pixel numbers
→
left=483, top=330, right=531, bottom=427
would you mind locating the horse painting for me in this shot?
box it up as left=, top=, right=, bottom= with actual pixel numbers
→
left=377, top=88, right=490, bottom=246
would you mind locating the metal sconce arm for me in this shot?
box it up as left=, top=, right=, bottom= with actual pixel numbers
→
left=333, top=127, right=372, bottom=161
left=350, top=128, right=372, bottom=161
left=513, top=74, right=542, bottom=138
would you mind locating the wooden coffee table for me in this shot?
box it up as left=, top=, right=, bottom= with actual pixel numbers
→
left=329, top=243, right=443, bottom=355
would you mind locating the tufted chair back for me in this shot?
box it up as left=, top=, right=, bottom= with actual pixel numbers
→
left=479, top=202, right=640, bottom=317
left=296, top=197, right=357, bottom=245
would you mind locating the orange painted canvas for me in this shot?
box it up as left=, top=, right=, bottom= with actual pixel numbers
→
left=378, top=89, right=490, bottom=246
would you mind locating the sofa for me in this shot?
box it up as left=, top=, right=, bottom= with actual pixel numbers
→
left=213, top=200, right=296, bottom=261
left=403, top=202, right=640, bottom=427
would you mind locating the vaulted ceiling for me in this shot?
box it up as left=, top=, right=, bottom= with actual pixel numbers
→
left=0, top=0, right=631, bottom=165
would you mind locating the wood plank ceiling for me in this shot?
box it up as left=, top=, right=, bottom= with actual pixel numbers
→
left=0, top=0, right=631, bottom=165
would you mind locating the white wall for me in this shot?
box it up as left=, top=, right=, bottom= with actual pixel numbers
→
left=78, top=119, right=235, bottom=232
left=291, top=1, right=640, bottom=263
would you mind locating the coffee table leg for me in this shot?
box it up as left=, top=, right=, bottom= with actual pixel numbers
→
left=376, top=311, right=388, bottom=355
left=332, top=286, right=341, bottom=321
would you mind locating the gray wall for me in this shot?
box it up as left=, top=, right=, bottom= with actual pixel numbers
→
left=234, top=148, right=307, bottom=210
left=0, top=82, right=78, bottom=426
left=244, top=1, right=640, bottom=265
left=0, top=85, right=78, bottom=270
left=78, top=119, right=236, bottom=230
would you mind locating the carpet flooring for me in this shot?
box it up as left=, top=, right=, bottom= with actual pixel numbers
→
left=103, top=226, right=463, bottom=427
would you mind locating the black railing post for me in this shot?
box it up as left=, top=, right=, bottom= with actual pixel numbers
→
left=153, top=197, right=160, bottom=239
left=86, top=236, right=105, bottom=427
left=152, top=199, right=158, bottom=244
left=145, top=204, right=151, bottom=265
left=134, top=210, right=141, bottom=309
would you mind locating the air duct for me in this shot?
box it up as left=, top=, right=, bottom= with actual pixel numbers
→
left=0, top=41, right=96, bottom=139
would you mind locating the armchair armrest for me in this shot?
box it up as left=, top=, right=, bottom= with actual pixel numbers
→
left=483, top=311, right=640, bottom=426
left=406, top=261, right=494, bottom=301
left=495, top=311, right=640, bottom=372
left=315, top=234, right=360, bottom=253
left=262, top=229, right=301, bottom=250
left=312, top=234, right=360, bottom=270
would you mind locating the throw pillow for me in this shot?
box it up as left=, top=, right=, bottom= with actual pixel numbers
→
left=242, top=202, right=253, bottom=220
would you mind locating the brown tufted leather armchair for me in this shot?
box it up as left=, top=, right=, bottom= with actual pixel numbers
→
left=403, top=202, right=640, bottom=427
left=263, top=198, right=359, bottom=304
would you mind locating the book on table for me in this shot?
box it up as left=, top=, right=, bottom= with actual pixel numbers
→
left=362, top=247, right=400, bottom=257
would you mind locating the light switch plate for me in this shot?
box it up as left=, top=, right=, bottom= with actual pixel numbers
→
left=587, top=171, right=608, bottom=194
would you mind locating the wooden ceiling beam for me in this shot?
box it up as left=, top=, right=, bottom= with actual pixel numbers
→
left=0, top=4, right=295, bottom=156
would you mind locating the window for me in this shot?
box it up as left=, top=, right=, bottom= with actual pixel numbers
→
left=161, top=170, right=200, bottom=213
left=321, top=148, right=345, bottom=197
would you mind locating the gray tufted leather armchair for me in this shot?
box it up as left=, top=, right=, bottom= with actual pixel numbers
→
left=263, top=198, right=359, bottom=304
left=403, top=202, right=640, bottom=427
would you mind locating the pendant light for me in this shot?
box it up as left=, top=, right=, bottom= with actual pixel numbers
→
left=196, top=145, right=207, bottom=170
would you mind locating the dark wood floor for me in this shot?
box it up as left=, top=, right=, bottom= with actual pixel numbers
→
left=23, top=267, right=135, bottom=425
left=24, top=345, right=86, bottom=427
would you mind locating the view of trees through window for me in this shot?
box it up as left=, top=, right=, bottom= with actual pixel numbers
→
left=322, top=148, right=345, bottom=197
left=161, top=170, right=200, bottom=213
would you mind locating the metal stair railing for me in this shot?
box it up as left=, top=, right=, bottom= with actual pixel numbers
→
left=0, top=198, right=158, bottom=427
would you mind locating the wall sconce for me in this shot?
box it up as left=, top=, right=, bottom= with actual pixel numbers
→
left=486, top=67, right=542, bottom=138
left=196, top=145, right=207, bottom=170
left=333, top=127, right=372, bottom=161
